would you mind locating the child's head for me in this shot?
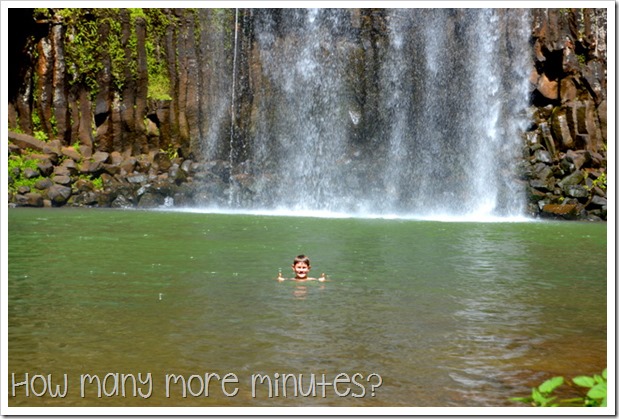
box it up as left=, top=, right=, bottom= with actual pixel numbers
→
left=292, top=254, right=311, bottom=279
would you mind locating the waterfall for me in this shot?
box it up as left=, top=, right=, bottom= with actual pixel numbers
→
left=250, top=9, right=354, bottom=212
left=223, top=9, right=532, bottom=219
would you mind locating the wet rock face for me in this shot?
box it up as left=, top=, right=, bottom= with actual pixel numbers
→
left=523, top=9, right=607, bottom=221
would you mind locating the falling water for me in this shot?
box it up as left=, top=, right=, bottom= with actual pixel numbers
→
left=227, top=8, right=239, bottom=206
left=226, top=9, right=532, bottom=219
left=250, top=9, right=354, bottom=212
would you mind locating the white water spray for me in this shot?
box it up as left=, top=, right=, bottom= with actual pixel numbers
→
left=224, top=9, right=532, bottom=220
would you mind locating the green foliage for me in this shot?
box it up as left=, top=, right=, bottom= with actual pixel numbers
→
left=91, top=177, right=104, bottom=190
left=143, top=9, right=173, bottom=101
left=592, top=172, right=607, bottom=190
left=8, top=153, right=44, bottom=193
left=511, top=376, right=563, bottom=406
left=33, top=130, right=48, bottom=142
left=27, top=7, right=177, bottom=137
left=72, top=141, right=83, bottom=155
left=572, top=369, right=607, bottom=407
left=63, top=11, right=103, bottom=94
left=577, top=53, right=587, bottom=65
left=128, top=8, right=147, bottom=20
left=31, top=110, right=49, bottom=141
left=511, top=369, right=607, bottom=407
left=55, top=8, right=174, bottom=98
left=33, top=8, right=51, bottom=19
left=147, top=72, right=172, bottom=101
left=584, top=170, right=607, bottom=191
left=76, top=174, right=104, bottom=191
left=160, top=144, right=179, bottom=160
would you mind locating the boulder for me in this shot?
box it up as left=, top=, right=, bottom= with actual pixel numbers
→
left=536, top=73, right=558, bottom=100
left=8, top=131, right=47, bottom=152
left=79, top=145, right=93, bottom=159
left=52, top=175, right=72, bottom=185
left=73, top=191, right=99, bottom=206
left=542, top=203, right=579, bottom=218
left=168, top=164, right=187, bottom=185
left=534, top=149, right=553, bottom=164
left=559, top=156, right=575, bottom=173
left=137, top=192, right=165, bottom=208
left=530, top=178, right=554, bottom=191
left=180, top=159, right=194, bottom=175
left=79, top=160, right=104, bottom=176
left=111, top=194, right=134, bottom=208
left=53, top=165, right=72, bottom=177
left=34, top=178, right=53, bottom=190
left=526, top=186, right=547, bottom=202
left=533, top=163, right=553, bottom=181
left=564, top=185, right=588, bottom=198
left=565, top=149, right=591, bottom=169
left=109, top=151, right=123, bottom=165
left=42, top=140, right=62, bottom=157
left=22, top=167, right=40, bottom=179
left=560, top=76, right=578, bottom=103
left=15, top=192, right=44, bottom=207
left=589, top=195, right=607, bottom=207
left=92, top=151, right=110, bottom=164
left=36, top=158, right=54, bottom=176
left=153, top=152, right=172, bottom=172
left=61, top=146, right=82, bottom=161
left=47, top=184, right=72, bottom=206
left=127, top=174, right=148, bottom=184
left=120, top=157, right=137, bottom=174
left=558, top=170, right=584, bottom=188
left=59, top=158, right=78, bottom=174
left=73, top=178, right=95, bottom=193
left=102, top=163, right=121, bottom=176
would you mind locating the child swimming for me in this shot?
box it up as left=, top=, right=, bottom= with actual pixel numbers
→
left=277, top=254, right=326, bottom=282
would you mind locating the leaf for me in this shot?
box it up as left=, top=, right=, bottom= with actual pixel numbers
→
left=587, top=382, right=607, bottom=400
left=510, top=396, right=532, bottom=403
left=561, top=397, right=586, bottom=406
left=573, top=375, right=595, bottom=388
left=539, top=376, right=564, bottom=394
left=532, top=388, right=546, bottom=405
left=602, top=369, right=607, bottom=380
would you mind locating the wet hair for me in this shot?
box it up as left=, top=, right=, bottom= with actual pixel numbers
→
left=293, top=254, right=311, bottom=266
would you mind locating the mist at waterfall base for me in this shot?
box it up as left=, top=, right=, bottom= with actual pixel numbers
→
left=193, top=9, right=532, bottom=221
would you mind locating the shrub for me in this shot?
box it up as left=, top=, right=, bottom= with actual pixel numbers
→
left=511, top=368, right=607, bottom=407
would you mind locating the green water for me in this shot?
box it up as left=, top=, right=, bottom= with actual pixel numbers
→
left=7, top=208, right=607, bottom=407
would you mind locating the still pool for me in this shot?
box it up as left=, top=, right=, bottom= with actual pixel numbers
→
left=7, top=208, right=608, bottom=408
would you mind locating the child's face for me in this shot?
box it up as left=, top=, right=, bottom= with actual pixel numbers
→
left=292, top=262, right=310, bottom=279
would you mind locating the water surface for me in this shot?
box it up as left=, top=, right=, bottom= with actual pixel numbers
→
left=8, top=208, right=607, bottom=407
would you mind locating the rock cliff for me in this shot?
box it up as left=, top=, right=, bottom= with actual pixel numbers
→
left=7, top=8, right=607, bottom=220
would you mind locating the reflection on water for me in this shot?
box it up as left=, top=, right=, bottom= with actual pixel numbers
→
left=7, top=209, right=607, bottom=408
left=446, top=226, right=540, bottom=405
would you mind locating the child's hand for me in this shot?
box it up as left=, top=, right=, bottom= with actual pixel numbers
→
left=277, top=271, right=285, bottom=281
left=319, top=273, right=326, bottom=282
